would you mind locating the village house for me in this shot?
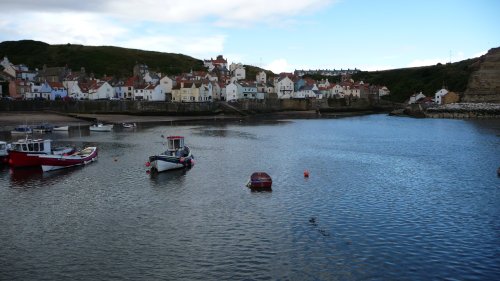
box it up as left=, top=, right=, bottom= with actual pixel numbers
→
left=1, top=57, right=17, bottom=78
left=293, top=84, right=319, bottom=99
left=274, top=75, right=294, bottom=99
left=211, top=82, right=223, bottom=101
left=408, top=92, right=426, bottom=104
left=256, top=82, right=274, bottom=96
left=229, top=63, right=246, bottom=81
left=204, top=55, right=228, bottom=72
left=66, top=81, right=85, bottom=99
left=256, top=71, right=266, bottom=84
left=325, top=84, right=344, bottom=99
left=159, top=75, right=175, bottom=97
left=379, top=86, right=390, bottom=97
left=434, top=87, right=449, bottom=105
left=171, top=81, right=203, bottom=102
left=236, top=81, right=258, bottom=100
left=47, top=81, right=67, bottom=100
left=8, top=79, right=31, bottom=99
left=225, top=82, right=238, bottom=102
left=88, top=81, right=113, bottom=100
left=141, top=84, right=164, bottom=101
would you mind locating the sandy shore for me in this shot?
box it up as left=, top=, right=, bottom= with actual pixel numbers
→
left=0, top=111, right=239, bottom=130
left=0, top=110, right=365, bottom=132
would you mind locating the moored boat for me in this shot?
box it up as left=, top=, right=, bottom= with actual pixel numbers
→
left=246, top=172, right=273, bottom=189
left=53, top=125, right=69, bottom=131
left=122, top=122, right=136, bottom=128
left=39, top=146, right=98, bottom=172
left=32, top=123, right=54, bottom=133
left=148, top=136, right=194, bottom=172
left=7, top=138, right=75, bottom=168
left=90, top=123, right=114, bottom=132
left=11, top=125, right=32, bottom=135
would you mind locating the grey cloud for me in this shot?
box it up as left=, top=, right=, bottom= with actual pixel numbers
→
left=0, top=0, right=108, bottom=13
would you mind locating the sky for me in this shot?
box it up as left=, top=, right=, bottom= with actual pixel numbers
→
left=0, top=0, right=499, bottom=73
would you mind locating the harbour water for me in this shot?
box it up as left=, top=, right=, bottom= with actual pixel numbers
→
left=1, top=114, right=499, bottom=280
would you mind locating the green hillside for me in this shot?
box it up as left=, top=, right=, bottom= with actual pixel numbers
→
left=352, top=58, right=480, bottom=102
left=0, top=40, right=205, bottom=78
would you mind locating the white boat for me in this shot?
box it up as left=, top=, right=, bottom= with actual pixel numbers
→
left=90, top=123, right=114, bottom=132
left=39, top=146, right=98, bottom=172
left=53, top=125, right=69, bottom=131
left=148, top=136, right=194, bottom=172
left=122, top=122, right=136, bottom=128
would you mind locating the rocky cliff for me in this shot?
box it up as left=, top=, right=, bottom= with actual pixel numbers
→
left=462, top=47, right=500, bottom=103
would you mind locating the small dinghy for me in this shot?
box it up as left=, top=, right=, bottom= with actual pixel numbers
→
left=246, top=172, right=272, bottom=190
left=122, top=123, right=136, bottom=128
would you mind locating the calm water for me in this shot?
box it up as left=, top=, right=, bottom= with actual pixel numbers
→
left=1, top=114, right=499, bottom=280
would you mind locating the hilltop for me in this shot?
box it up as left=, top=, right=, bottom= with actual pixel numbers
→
left=351, top=58, right=481, bottom=103
left=0, top=40, right=205, bottom=77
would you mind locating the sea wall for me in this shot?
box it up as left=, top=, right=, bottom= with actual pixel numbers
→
left=0, top=98, right=392, bottom=115
left=0, top=100, right=217, bottom=115
left=425, top=103, right=500, bottom=119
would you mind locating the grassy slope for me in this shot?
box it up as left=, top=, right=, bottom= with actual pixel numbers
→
left=0, top=40, right=205, bottom=78
left=352, top=58, right=480, bottom=102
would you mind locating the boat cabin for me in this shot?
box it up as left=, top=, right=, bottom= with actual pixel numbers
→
left=10, top=138, right=52, bottom=154
left=166, top=136, right=185, bottom=152
left=0, top=141, right=7, bottom=156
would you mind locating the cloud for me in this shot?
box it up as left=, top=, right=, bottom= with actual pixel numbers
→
left=473, top=50, right=487, bottom=58
left=407, top=52, right=467, bottom=68
left=265, top=59, right=292, bottom=73
left=1, top=0, right=336, bottom=27
left=121, top=35, right=226, bottom=57
left=1, top=12, right=127, bottom=46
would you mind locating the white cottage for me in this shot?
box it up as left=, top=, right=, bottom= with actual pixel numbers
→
left=88, top=81, right=114, bottom=100
left=275, top=76, right=294, bottom=99
left=434, top=88, right=449, bottom=105
left=225, top=82, right=238, bottom=102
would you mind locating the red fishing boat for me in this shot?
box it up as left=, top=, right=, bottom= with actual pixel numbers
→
left=8, top=138, right=74, bottom=168
left=39, top=147, right=98, bottom=172
left=246, top=172, right=273, bottom=189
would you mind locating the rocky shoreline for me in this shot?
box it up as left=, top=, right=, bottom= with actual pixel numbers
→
left=391, top=103, right=500, bottom=119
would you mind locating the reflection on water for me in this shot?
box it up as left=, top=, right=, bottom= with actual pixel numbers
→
left=148, top=167, right=191, bottom=187
left=193, top=128, right=258, bottom=139
left=8, top=165, right=88, bottom=189
left=0, top=115, right=499, bottom=281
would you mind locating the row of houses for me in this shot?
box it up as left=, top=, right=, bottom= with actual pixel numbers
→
left=1, top=55, right=391, bottom=102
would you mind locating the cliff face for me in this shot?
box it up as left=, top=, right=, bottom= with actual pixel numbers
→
left=462, top=47, right=500, bottom=103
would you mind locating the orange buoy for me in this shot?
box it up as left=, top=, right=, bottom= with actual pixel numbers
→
left=304, top=170, right=310, bottom=178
